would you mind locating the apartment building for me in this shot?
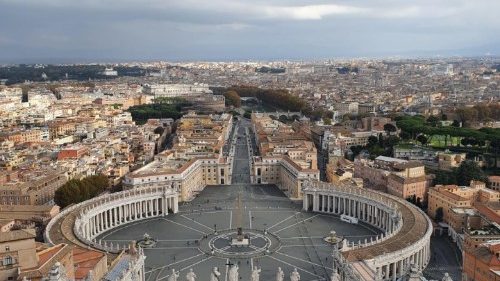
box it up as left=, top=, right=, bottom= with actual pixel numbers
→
left=427, top=181, right=498, bottom=222
left=122, top=112, right=233, bottom=201
left=490, top=176, right=500, bottom=192
left=354, top=156, right=430, bottom=200
left=387, top=161, right=428, bottom=200
left=0, top=169, right=67, bottom=206
left=463, top=241, right=500, bottom=281
left=250, top=113, right=319, bottom=199
left=0, top=129, right=43, bottom=144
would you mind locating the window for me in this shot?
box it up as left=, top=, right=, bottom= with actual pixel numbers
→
left=5, top=246, right=9, bottom=251
left=3, top=256, right=13, bottom=266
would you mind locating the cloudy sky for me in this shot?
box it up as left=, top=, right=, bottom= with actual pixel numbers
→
left=0, top=0, right=499, bottom=62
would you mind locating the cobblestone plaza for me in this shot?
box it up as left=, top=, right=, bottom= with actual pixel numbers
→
left=98, top=185, right=381, bottom=281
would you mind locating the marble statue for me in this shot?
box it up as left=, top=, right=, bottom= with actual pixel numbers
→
left=251, top=266, right=261, bottom=281
left=210, top=267, right=221, bottom=281
left=167, top=269, right=179, bottom=281
left=186, top=268, right=197, bottom=281
left=442, top=273, right=453, bottom=281
left=228, top=264, right=239, bottom=281
left=331, top=271, right=340, bottom=281
left=290, top=268, right=300, bottom=281
left=276, top=267, right=284, bottom=281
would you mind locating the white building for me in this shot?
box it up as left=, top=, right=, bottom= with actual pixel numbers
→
left=142, top=83, right=211, bottom=98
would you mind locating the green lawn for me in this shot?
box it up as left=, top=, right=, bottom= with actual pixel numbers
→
left=428, top=135, right=461, bottom=147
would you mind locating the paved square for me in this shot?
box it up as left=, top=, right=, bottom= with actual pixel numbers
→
left=98, top=185, right=381, bottom=281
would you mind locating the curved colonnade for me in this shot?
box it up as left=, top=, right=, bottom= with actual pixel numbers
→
left=302, top=180, right=432, bottom=281
left=45, top=186, right=178, bottom=254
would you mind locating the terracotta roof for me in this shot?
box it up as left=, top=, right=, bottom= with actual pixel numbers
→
left=470, top=244, right=500, bottom=267
left=475, top=204, right=500, bottom=224
left=73, top=246, right=106, bottom=279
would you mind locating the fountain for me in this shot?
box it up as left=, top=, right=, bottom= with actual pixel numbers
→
left=137, top=233, right=157, bottom=248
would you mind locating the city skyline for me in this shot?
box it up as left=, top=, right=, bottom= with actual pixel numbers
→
left=1, top=0, right=500, bottom=63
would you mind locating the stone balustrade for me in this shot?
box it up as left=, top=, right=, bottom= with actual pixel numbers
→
left=302, top=180, right=432, bottom=281
left=45, top=185, right=178, bottom=254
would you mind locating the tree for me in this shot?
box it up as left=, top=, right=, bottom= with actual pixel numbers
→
left=154, top=126, right=165, bottom=135
left=279, top=115, right=289, bottom=123
left=223, top=90, right=241, bottom=107
left=455, top=161, right=487, bottom=186
left=367, top=136, right=378, bottom=147
left=427, top=116, right=439, bottom=127
left=323, top=118, right=332, bottom=125
left=416, top=134, right=428, bottom=146
left=385, top=136, right=400, bottom=148
left=435, top=207, right=444, bottom=222
left=54, top=174, right=110, bottom=208
left=400, top=131, right=411, bottom=140
left=350, top=145, right=364, bottom=159
left=383, top=123, right=397, bottom=135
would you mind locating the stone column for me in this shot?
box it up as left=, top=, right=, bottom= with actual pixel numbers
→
left=173, top=196, right=179, bottom=213
left=392, top=262, right=397, bottom=281
left=136, top=202, right=140, bottom=219
left=90, top=218, right=94, bottom=237
left=99, top=213, right=103, bottom=233
left=118, top=205, right=122, bottom=224
left=125, top=204, right=129, bottom=222
left=302, top=193, right=308, bottom=210
left=104, top=210, right=108, bottom=230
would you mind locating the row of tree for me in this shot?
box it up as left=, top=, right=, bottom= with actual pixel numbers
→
left=396, top=115, right=500, bottom=144
left=127, top=98, right=191, bottom=123
left=432, top=160, right=488, bottom=186
left=223, top=90, right=241, bottom=107
left=350, top=134, right=401, bottom=160
left=0, top=64, right=146, bottom=85
left=455, top=104, right=500, bottom=127
left=225, top=86, right=311, bottom=113
left=54, top=174, right=110, bottom=208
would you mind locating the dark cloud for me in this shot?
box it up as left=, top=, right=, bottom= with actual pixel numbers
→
left=0, top=0, right=499, bottom=62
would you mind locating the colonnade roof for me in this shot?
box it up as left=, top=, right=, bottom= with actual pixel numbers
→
left=47, top=201, right=119, bottom=266
left=343, top=195, right=429, bottom=262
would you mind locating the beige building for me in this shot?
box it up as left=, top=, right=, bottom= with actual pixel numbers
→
left=438, top=151, right=467, bottom=171
left=0, top=229, right=39, bottom=280
left=387, top=162, right=428, bottom=201
left=0, top=227, right=111, bottom=281
left=490, top=176, right=500, bottom=192
left=251, top=113, right=319, bottom=199
left=123, top=112, right=233, bottom=201
left=0, top=129, right=43, bottom=144
left=427, top=181, right=499, bottom=223
left=0, top=205, right=60, bottom=222
left=252, top=156, right=319, bottom=199
left=0, top=169, right=67, bottom=206
left=354, top=156, right=430, bottom=201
